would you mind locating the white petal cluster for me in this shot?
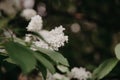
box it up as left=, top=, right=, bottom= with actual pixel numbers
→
left=25, top=34, right=33, bottom=42
left=53, top=73, right=64, bottom=80
left=31, top=26, right=68, bottom=51
left=39, top=26, right=68, bottom=50
left=46, top=67, right=92, bottom=80
left=26, top=15, right=43, bottom=32
left=0, top=49, right=6, bottom=53
left=32, top=40, right=51, bottom=50
left=31, top=30, right=52, bottom=50
left=23, top=0, right=35, bottom=9
left=46, top=72, right=70, bottom=80
left=49, top=26, right=68, bottom=47
left=25, top=15, right=68, bottom=51
left=21, top=9, right=37, bottom=20
left=69, top=67, right=92, bottom=80
left=53, top=73, right=70, bottom=80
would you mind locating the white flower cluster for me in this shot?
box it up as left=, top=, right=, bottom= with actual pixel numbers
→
left=26, top=15, right=43, bottom=32
left=21, top=9, right=37, bottom=20
left=53, top=73, right=69, bottom=80
left=46, top=71, right=69, bottom=80
left=46, top=67, right=92, bottom=80
left=25, top=15, right=68, bottom=51
left=38, top=26, right=68, bottom=50
left=21, top=0, right=37, bottom=20
left=69, top=67, right=92, bottom=80
left=23, top=0, right=35, bottom=9
left=0, top=49, right=6, bottom=53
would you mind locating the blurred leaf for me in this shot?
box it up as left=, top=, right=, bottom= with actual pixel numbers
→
left=0, top=18, right=9, bottom=29
left=4, top=42, right=36, bottom=74
left=57, top=65, right=69, bottom=73
left=115, top=43, right=120, bottom=60
left=34, top=52, right=55, bottom=74
left=48, top=0, right=71, bottom=11
left=0, top=52, right=8, bottom=62
left=4, top=58, right=16, bottom=64
left=2, top=61, right=16, bottom=72
left=14, top=37, right=26, bottom=46
left=37, top=62, right=47, bottom=80
left=37, top=47, right=69, bottom=66
left=51, top=0, right=61, bottom=9
left=93, top=58, right=118, bottom=79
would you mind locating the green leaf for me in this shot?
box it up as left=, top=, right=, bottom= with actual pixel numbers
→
left=14, top=37, right=26, bottom=46
left=0, top=18, right=9, bottom=29
left=37, top=47, right=69, bottom=66
left=0, top=52, right=8, bottom=57
left=37, top=62, right=47, bottom=80
left=4, top=58, right=16, bottom=64
left=57, top=65, right=69, bottom=73
left=0, top=53, right=8, bottom=62
left=4, top=42, right=36, bottom=74
left=93, top=58, right=118, bottom=79
left=2, top=61, right=16, bottom=72
left=115, top=43, right=120, bottom=60
left=34, top=52, right=55, bottom=74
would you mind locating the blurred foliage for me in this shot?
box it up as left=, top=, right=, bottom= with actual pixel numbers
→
left=0, top=0, right=120, bottom=79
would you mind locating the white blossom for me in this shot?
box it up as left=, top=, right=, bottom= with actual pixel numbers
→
left=39, top=30, right=50, bottom=38
left=26, top=26, right=68, bottom=51
left=32, top=40, right=53, bottom=51
left=0, top=49, right=6, bottom=53
left=21, top=9, right=37, bottom=20
left=46, top=67, right=91, bottom=80
left=53, top=73, right=63, bottom=80
left=22, top=0, right=35, bottom=9
left=37, top=3, right=47, bottom=16
left=25, top=34, right=33, bottom=42
left=53, top=73, right=70, bottom=80
left=26, top=15, right=43, bottom=32
left=69, top=67, right=92, bottom=80
left=25, top=15, right=68, bottom=51
left=46, top=72, right=70, bottom=80
left=39, top=26, right=68, bottom=51
left=29, top=30, right=54, bottom=50
left=70, top=23, right=81, bottom=33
